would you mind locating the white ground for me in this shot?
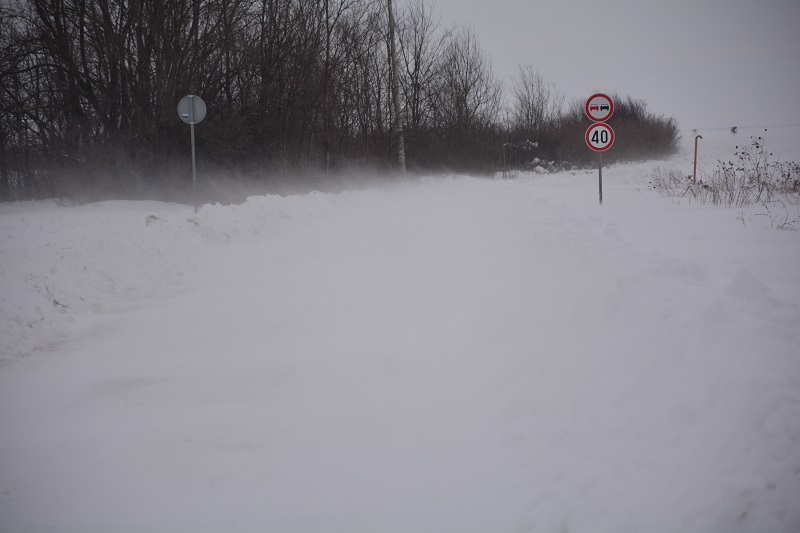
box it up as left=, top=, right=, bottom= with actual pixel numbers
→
left=1, top=126, right=799, bottom=532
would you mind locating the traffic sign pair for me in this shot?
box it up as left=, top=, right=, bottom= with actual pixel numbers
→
left=585, top=93, right=614, bottom=152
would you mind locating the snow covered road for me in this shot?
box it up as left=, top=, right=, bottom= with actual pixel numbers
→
left=2, top=128, right=800, bottom=532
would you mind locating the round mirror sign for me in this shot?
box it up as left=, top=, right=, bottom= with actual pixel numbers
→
left=177, top=95, right=206, bottom=124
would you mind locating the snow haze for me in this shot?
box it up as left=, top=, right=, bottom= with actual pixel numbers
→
left=1, top=127, right=800, bottom=531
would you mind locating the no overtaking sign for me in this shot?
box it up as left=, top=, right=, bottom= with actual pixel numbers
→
left=585, top=93, right=614, bottom=122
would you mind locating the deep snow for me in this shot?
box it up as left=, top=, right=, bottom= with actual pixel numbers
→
left=1, top=126, right=799, bottom=532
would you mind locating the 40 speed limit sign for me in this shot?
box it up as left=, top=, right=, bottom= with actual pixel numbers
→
left=585, top=122, right=615, bottom=152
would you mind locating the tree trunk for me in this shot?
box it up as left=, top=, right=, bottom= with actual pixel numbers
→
left=0, top=118, right=9, bottom=201
left=387, top=0, right=405, bottom=172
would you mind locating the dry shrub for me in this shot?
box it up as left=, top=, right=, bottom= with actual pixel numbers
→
left=649, top=131, right=800, bottom=229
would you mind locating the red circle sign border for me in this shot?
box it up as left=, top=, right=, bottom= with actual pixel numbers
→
left=585, top=93, right=614, bottom=122
left=585, top=123, right=615, bottom=152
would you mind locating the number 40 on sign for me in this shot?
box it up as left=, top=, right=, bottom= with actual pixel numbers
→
left=585, top=122, right=614, bottom=152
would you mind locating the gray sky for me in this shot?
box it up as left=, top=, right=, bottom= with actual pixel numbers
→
left=426, top=0, right=800, bottom=131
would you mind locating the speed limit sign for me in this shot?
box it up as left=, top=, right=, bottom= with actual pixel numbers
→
left=585, top=122, right=614, bottom=152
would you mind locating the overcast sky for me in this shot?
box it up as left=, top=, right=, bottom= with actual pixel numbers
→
left=426, top=0, right=800, bottom=131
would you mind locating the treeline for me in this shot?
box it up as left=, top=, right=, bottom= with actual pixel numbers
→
left=0, top=0, right=679, bottom=202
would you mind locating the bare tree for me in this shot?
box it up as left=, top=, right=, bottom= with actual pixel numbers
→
left=431, top=27, right=501, bottom=170
left=387, top=0, right=404, bottom=171
left=397, top=0, right=448, bottom=131
left=434, top=28, right=500, bottom=130
left=0, top=1, right=24, bottom=199
left=510, top=65, right=564, bottom=135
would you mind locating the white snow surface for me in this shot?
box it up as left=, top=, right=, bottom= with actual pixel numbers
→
left=1, top=127, right=800, bottom=532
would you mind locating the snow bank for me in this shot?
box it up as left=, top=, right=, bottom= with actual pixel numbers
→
left=0, top=191, right=384, bottom=362
left=1, top=201, right=194, bottom=360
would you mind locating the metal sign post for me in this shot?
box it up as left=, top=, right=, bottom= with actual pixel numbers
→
left=190, top=122, right=197, bottom=212
left=599, top=153, right=603, bottom=205
left=585, top=93, right=614, bottom=205
left=177, top=95, right=207, bottom=213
